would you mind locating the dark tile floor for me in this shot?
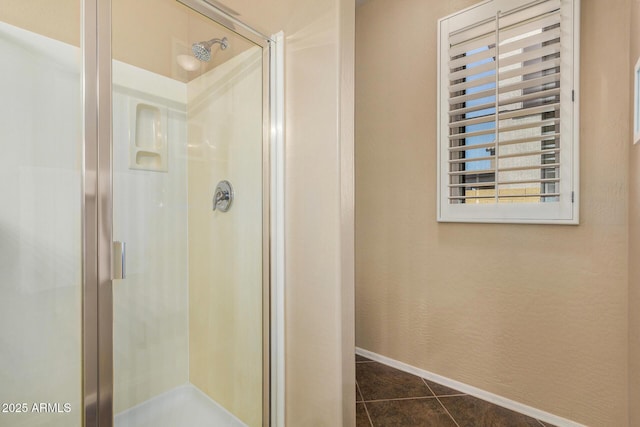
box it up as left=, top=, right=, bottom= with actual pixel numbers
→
left=355, top=355, right=556, bottom=427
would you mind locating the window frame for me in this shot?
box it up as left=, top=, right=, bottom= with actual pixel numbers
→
left=436, top=0, right=580, bottom=224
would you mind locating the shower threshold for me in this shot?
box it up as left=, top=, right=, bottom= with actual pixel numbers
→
left=114, top=384, right=246, bottom=427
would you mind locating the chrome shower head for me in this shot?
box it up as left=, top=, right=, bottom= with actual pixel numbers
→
left=192, top=37, right=229, bottom=62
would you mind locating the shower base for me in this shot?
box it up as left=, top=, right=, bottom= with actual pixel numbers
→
left=114, top=384, right=246, bottom=427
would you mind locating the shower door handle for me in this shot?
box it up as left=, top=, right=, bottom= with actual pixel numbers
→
left=113, top=241, right=126, bottom=280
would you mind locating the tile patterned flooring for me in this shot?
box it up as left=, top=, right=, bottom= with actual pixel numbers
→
left=355, top=355, right=556, bottom=427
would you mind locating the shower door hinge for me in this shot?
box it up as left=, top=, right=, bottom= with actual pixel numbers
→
left=571, top=191, right=575, bottom=203
left=572, top=90, right=575, bottom=102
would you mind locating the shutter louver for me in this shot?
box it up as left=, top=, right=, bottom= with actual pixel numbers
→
left=447, top=0, right=563, bottom=204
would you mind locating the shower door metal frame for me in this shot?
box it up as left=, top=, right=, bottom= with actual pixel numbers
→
left=83, top=0, right=113, bottom=426
left=83, top=0, right=277, bottom=425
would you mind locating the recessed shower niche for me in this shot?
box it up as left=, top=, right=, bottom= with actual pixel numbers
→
left=129, top=100, right=168, bottom=172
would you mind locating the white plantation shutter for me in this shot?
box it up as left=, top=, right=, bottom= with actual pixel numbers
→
left=438, top=0, right=579, bottom=224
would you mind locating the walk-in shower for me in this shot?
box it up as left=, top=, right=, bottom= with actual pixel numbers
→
left=0, top=0, right=274, bottom=426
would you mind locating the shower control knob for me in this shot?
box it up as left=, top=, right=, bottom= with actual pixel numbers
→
left=213, top=180, right=233, bottom=212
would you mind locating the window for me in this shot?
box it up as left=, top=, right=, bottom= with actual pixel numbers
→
left=437, top=0, right=579, bottom=224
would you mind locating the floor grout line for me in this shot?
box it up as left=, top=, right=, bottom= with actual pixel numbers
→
left=361, top=400, right=374, bottom=427
left=363, top=395, right=439, bottom=403
left=423, top=377, right=461, bottom=427
left=426, top=393, right=466, bottom=398
left=356, top=380, right=374, bottom=427
left=356, top=381, right=364, bottom=403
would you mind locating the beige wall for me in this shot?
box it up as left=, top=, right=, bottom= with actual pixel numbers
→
left=629, top=1, right=640, bottom=425
left=356, top=0, right=629, bottom=426
left=0, top=0, right=80, bottom=46
left=2, top=0, right=252, bottom=82
left=284, top=2, right=356, bottom=424
left=112, top=0, right=254, bottom=82
left=282, top=7, right=356, bottom=426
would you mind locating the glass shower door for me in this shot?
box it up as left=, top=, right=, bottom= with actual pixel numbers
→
left=0, top=2, right=83, bottom=427
left=111, top=1, right=267, bottom=426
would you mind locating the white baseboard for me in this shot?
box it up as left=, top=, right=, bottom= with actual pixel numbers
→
left=355, top=347, right=586, bottom=427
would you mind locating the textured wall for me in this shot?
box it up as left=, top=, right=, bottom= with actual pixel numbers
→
left=355, top=0, right=629, bottom=425
left=629, top=1, right=640, bottom=425
left=187, top=47, right=263, bottom=427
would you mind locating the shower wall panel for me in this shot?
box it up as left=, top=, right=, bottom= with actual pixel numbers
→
left=0, top=22, right=82, bottom=427
left=112, top=64, right=190, bottom=414
left=187, top=46, right=263, bottom=427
